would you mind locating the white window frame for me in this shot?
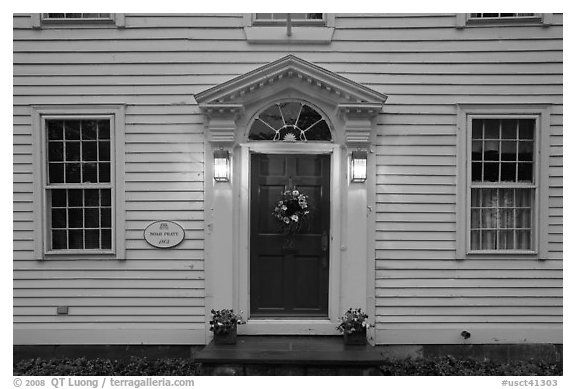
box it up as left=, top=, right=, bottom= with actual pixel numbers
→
left=31, top=13, right=125, bottom=29
left=456, top=105, right=551, bottom=259
left=456, top=13, right=552, bottom=28
left=243, top=13, right=334, bottom=44
left=32, top=105, right=126, bottom=259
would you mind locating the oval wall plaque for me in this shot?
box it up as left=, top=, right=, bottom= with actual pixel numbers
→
left=144, top=221, right=185, bottom=249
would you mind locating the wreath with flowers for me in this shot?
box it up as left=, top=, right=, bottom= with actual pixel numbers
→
left=272, top=189, right=311, bottom=234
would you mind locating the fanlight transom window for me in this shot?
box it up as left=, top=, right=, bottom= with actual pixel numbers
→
left=248, top=102, right=332, bottom=142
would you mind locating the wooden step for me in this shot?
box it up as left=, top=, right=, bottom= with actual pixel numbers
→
left=196, top=336, right=384, bottom=375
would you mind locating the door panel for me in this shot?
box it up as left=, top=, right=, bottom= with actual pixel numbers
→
left=250, top=154, right=330, bottom=317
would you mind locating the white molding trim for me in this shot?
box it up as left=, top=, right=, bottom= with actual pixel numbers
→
left=30, top=104, right=126, bottom=260
left=456, top=104, right=551, bottom=260
left=242, top=13, right=335, bottom=45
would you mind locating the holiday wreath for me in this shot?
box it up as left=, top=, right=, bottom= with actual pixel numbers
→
left=272, top=189, right=310, bottom=234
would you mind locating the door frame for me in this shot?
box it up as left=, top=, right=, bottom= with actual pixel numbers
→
left=238, top=142, right=343, bottom=334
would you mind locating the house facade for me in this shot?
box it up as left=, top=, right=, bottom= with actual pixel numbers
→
left=13, top=13, right=563, bottom=348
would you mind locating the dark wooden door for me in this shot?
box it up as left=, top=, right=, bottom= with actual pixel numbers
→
left=250, top=154, right=330, bottom=317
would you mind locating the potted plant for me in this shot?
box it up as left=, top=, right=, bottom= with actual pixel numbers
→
left=336, top=308, right=371, bottom=345
left=209, top=309, right=245, bottom=345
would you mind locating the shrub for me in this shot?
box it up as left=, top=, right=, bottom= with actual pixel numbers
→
left=378, top=356, right=562, bottom=376
left=14, top=357, right=200, bottom=376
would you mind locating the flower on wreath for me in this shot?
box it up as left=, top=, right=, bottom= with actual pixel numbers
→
left=209, top=309, right=245, bottom=335
left=336, top=308, right=372, bottom=334
left=272, top=188, right=311, bottom=234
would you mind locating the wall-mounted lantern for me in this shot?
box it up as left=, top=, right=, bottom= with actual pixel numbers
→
left=213, top=149, right=230, bottom=182
left=350, top=150, right=368, bottom=183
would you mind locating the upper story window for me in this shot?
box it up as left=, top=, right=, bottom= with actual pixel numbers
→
left=254, top=13, right=325, bottom=25
left=42, top=13, right=112, bottom=20
left=45, top=119, right=114, bottom=252
left=469, top=13, right=536, bottom=19
left=249, top=102, right=332, bottom=142
left=468, top=117, right=537, bottom=253
left=32, top=13, right=124, bottom=28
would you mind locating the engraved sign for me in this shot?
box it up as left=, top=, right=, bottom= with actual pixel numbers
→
left=144, top=221, right=185, bottom=249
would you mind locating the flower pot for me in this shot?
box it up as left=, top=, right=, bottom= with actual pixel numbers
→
left=343, top=328, right=367, bottom=345
left=213, top=324, right=237, bottom=345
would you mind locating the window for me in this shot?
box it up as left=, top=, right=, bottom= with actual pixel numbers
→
left=469, top=13, right=536, bottom=19
left=243, top=13, right=335, bottom=44
left=456, top=13, right=549, bottom=28
left=32, top=13, right=124, bottom=28
left=249, top=102, right=332, bottom=142
left=42, top=13, right=112, bottom=20
left=469, top=118, right=536, bottom=252
left=45, top=119, right=114, bottom=252
left=253, top=13, right=325, bottom=25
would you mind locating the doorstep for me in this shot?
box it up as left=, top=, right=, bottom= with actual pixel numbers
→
left=195, top=335, right=384, bottom=375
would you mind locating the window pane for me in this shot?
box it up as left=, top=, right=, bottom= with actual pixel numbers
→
left=472, top=120, right=483, bottom=139
left=85, top=230, right=100, bottom=249
left=82, top=163, right=98, bottom=183
left=84, top=209, right=99, bottom=228
left=52, top=189, right=67, bottom=207
left=68, top=208, right=83, bottom=228
left=500, top=162, right=517, bottom=182
left=518, top=141, right=533, bottom=161
left=69, top=230, right=83, bottom=249
left=498, top=189, right=514, bottom=208
left=517, top=163, right=533, bottom=182
left=517, top=230, right=531, bottom=249
left=101, top=208, right=112, bottom=228
left=484, top=119, right=499, bottom=139
left=82, top=120, right=98, bottom=140
left=500, top=141, right=516, bottom=161
left=47, top=120, right=64, bottom=140
left=471, top=140, right=482, bottom=161
left=471, top=209, right=481, bottom=228
left=102, top=229, right=112, bottom=249
left=483, top=162, right=499, bottom=182
left=279, top=102, right=301, bottom=125
left=68, top=189, right=83, bottom=206
left=49, top=163, right=64, bottom=183
left=481, top=209, right=497, bottom=228
left=483, top=140, right=499, bottom=161
left=64, top=121, right=81, bottom=140
left=471, top=162, right=482, bottom=181
left=84, top=189, right=100, bottom=206
left=101, top=189, right=111, bottom=206
left=480, top=188, right=497, bottom=208
left=66, top=142, right=81, bottom=161
left=99, top=141, right=111, bottom=161
left=98, top=120, right=110, bottom=139
left=65, top=163, right=81, bottom=183
left=482, top=230, right=497, bottom=250
left=82, top=142, right=98, bottom=161
left=500, top=209, right=515, bottom=228
left=498, top=230, right=515, bottom=249
left=99, top=163, right=111, bottom=183
left=52, top=230, right=67, bottom=250
left=519, top=119, right=535, bottom=139
left=471, top=189, right=481, bottom=207
left=52, top=209, right=67, bottom=228
left=470, top=230, right=481, bottom=250
left=515, top=188, right=531, bottom=207
left=501, top=119, right=517, bottom=139
left=516, top=209, right=532, bottom=228
left=305, top=120, right=331, bottom=141
left=48, top=142, right=64, bottom=162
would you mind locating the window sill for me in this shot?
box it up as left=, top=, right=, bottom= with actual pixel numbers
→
left=244, top=26, right=334, bottom=44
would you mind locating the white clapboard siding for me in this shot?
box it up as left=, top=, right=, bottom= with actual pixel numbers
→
left=13, top=13, right=562, bottom=345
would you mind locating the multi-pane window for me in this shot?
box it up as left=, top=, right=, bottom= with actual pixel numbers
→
left=469, top=118, right=536, bottom=252
left=42, top=13, right=112, bottom=20
left=254, top=13, right=324, bottom=24
left=46, top=119, right=113, bottom=251
left=469, top=13, right=536, bottom=19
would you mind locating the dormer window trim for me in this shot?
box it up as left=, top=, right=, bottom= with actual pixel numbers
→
left=31, top=13, right=125, bottom=29
left=243, top=13, right=335, bottom=44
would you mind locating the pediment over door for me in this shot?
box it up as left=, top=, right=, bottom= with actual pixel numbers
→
left=194, top=55, right=388, bottom=146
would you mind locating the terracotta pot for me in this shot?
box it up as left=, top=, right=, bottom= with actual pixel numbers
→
left=343, top=328, right=367, bottom=345
left=213, top=324, right=238, bottom=345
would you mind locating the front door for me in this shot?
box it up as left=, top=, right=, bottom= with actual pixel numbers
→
left=250, top=154, right=330, bottom=317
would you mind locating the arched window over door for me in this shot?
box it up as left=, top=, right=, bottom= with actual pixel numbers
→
left=249, top=101, right=332, bottom=142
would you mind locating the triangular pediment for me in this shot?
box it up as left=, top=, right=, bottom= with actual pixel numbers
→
left=194, top=55, right=387, bottom=107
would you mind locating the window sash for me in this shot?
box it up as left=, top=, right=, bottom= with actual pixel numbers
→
left=253, top=13, right=326, bottom=26
left=43, top=116, right=115, bottom=254
left=42, top=13, right=112, bottom=20
left=466, top=115, right=538, bottom=254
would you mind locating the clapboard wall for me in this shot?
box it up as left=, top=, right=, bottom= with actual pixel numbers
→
left=13, top=13, right=562, bottom=344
